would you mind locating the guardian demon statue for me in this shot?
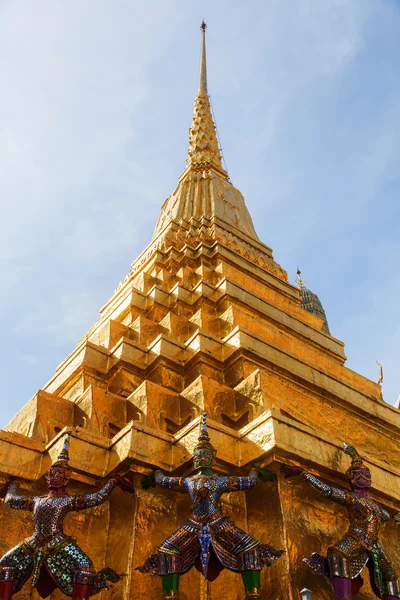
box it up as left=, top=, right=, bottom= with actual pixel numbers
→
left=281, top=443, right=399, bottom=600
left=0, top=431, right=134, bottom=599
left=137, top=412, right=284, bottom=599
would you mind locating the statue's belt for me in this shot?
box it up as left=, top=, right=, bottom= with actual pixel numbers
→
left=343, top=529, right=378, bottom=551
left=21, top=533, right=74, bottom=556
left=183, top=514, right=228, bottom=530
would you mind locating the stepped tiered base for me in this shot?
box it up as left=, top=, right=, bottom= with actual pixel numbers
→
left=1, top=216, right=399, bottom=599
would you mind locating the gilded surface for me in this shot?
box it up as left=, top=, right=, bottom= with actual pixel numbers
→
left=152, top=173, right=261, bottom=244
left=1, top=24, right=399, bottom=600
left=186, top=93, right=223, bottom=170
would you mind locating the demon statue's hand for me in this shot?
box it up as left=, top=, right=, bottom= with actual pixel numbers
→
left=253, top=465, right=277, bottom=482
left=280, top=464, right=304, bottom=478
left=141, top=471, right=157, bottom=490
left=394, top=513, right=400, bottom=526
left=115, top=472, right=135, bottom=494
left=0, top=479, right=13, bottom=499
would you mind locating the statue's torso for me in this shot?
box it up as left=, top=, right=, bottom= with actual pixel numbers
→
left=347, top=495, right=382, bottom=545
left=184, top=475, right=228, bottom=521
left=32, top=494, right=73, bottom=542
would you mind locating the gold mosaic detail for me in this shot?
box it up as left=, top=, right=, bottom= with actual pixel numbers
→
left=187, top=93, right=222, bottom=169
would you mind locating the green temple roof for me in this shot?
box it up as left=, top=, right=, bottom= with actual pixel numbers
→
left=296, top=270, right=330, bottom=335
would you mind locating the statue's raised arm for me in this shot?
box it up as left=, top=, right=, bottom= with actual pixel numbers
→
left=281, top=464, right=352, bottom=507
left=137, top=412, right=284, bottom=599
left=225, top=464, right=276, bottom=493
left=3, top=481, right=34, bottom=511
left=141, top=470, right=186, bottom=493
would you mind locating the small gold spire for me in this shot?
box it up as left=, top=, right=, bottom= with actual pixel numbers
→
left=186, top=21, right=224, bottom=172
left=376, top=361, right=383, bottom=385
left=199, top=20, right=207, bottom=94
left=296, top=268, right=305, bottom=290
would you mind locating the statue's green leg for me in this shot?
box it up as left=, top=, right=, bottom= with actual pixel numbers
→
left=241, top=570, right=261, bottom=598
left=161, top=574, right=180, bottom=598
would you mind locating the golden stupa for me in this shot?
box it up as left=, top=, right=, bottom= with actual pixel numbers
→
left=1, top=23, right=399, bottom=600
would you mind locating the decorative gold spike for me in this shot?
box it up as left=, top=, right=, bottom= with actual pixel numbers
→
left=296, top=267, right=305, bottom=290
left=376, top=361, right=383, bottom=385
left=186, top=22, right=224, bottom=171
left=199, top=21, right=207, bottom=94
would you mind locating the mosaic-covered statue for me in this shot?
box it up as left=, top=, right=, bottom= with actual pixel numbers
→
left=0, top=431, right=134, bottom=600
left=137, top=412, right=284, bottom=599
left=281, top=443, right=400, bottom=600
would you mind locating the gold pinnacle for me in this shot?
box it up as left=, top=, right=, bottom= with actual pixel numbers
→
left=199, top=21, right=207, bottom=94
left=186, top=21, right=223, bottom=170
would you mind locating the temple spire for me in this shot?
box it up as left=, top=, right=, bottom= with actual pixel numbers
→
left=198, top=20, right=207, bottom=94
left=151, top=22, right=262, bottom=244
left=186, top=22, right=225, bottom=173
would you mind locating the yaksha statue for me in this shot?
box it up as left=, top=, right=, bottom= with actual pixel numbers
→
left=281, top=443, right=400, bottom=600
left=0, top=431, right=134, bottom=600
left=137, top=412, right=284, bottom=599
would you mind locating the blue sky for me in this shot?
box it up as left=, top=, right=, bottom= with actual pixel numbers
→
left=1, top=1, right=399, bottom=427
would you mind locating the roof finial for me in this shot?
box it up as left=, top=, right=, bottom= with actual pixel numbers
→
left=376, top=361, right=383, bottom=386
left=184, top=22, right=224, bottom=172
left=296, top=268, right=305, bottom=290
left=199, top=20, right=208, bottom=94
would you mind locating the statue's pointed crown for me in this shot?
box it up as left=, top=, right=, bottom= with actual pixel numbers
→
left=343, top=442, right=369, bottom=479
left=194, top=412, right=216, bottom=453
left=53, top=431, right=72, bottom=468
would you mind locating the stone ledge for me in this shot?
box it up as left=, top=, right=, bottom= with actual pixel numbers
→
left=1, top=415, right=398, bottom=505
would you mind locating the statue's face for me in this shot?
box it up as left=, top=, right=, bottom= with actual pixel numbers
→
left=193, top=447, right=215, bottom=470
left=46, top=465, right=70, bottom=489
left=351, top=468, right=371, bottom=489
